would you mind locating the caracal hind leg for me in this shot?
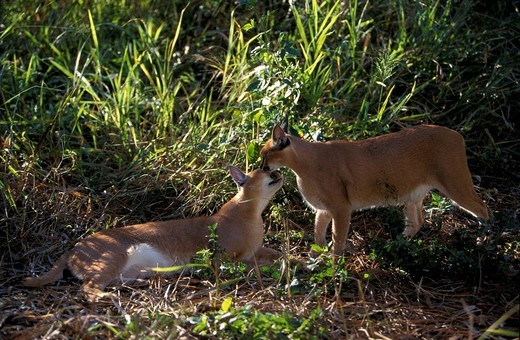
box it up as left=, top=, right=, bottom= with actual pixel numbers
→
left=437, top=172, right=489, bottom=221
left=82, top=280, right=113, bottom=302
left=403, top=199, right=425, bottom=237
left=434, top=150, right=489, bottom=220
left=120, top=264, right=158, bottom=285
left=331, top=208, right=352, bottom=256
left=311, top=210, right=332, bottom=256
left=77, top=261, right=122, bottom=302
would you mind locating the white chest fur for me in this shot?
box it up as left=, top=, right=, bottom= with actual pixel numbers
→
left=296, top=176, right=327, bottom=210
left=122, top=243, right=173, bottom=276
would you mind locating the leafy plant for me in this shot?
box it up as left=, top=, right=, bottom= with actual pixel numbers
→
left=191, top=297, right=326, bottom=338
left=426, top=191, right=454, bottom=213
left=305, top=245, right=350, bottom=296
left=369, top=222, right=518, bottom=283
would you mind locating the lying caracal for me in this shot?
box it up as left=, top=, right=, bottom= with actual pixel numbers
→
left=24, top=166, right=284, bottom=301
left=260, top=124, right=489, bottom=255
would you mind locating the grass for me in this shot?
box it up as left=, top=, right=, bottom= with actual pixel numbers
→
left=1, top=0, right=519, bottom=337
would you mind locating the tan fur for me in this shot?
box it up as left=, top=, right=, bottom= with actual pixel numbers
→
left=23, top=167, right=284, bottom=301
left=260, top=124, right=489, bottom=255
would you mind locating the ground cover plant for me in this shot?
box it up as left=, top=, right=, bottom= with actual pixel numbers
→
left=1, top=0, right=519, bottom=337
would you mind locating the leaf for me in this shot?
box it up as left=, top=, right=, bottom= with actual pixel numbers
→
left=310, top=243, right=327, bottom=253
left=87, top=10, right=99, bottom=50
left=243, top=19, right=255, bottom=32
left=221, top=297, right=233, bottom=313
left=246, top=142, right=259, bottom=164
left=252, top=112, right=265, bottom=124
left=246, top=80, right=260, bottom=92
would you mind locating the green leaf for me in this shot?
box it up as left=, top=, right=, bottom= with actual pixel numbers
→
left=310, top=243, right=327, bottom=253
left=246, top=142, right=259, bottom=164
left=243, top=19, right=255, bottom=32
left=221, top=297, right=233, bottom=313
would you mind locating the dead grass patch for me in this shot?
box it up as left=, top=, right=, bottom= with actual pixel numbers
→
left=1, top=179, right=518, bottom=338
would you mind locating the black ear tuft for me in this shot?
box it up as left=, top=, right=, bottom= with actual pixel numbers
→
left=227, top=165, right=248, bottom=186
left=280, top=116, right=289, bottom=133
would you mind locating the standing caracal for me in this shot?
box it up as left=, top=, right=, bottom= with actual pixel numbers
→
left=260, top=124, right=489, bottom=255
left=24, top=166, right=284, bottom=301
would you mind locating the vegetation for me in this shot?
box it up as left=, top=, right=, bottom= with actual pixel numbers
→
left=1, top=0, right=518, bottom=337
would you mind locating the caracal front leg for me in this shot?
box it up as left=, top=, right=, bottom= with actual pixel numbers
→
left=331, top=207, right=352, bottom=256
left=403, top=199, right=425, bottom=237
left=311, top=209, right=332, bottom=256
left=251, top=247, right=282, bottom=266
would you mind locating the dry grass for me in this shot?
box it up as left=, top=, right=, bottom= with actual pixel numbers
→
left=1, top=175, right=518, bottom=338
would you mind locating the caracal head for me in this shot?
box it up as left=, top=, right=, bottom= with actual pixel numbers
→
left=260, top=124, right=291, bottom=171
left=228, top=165, right=283, bottom=199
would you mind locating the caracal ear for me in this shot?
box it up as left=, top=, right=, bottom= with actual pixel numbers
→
left=227, top=165, right=248, bottom=187
left=272, top=124, right=288, bottom=146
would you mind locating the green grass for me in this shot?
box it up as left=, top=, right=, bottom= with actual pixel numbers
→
left=1, top=0, right=519, bottom=337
